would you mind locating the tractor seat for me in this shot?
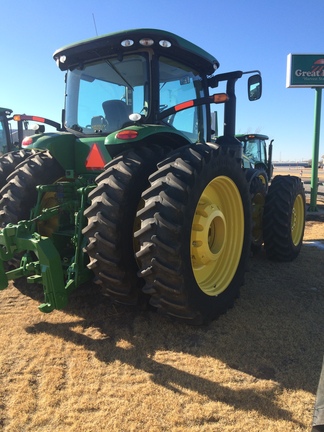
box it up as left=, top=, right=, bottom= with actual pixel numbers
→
left=102, top=100, right=131, bottom=132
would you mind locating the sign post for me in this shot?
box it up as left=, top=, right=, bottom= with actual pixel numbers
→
left=287, top=54, right=324, bottom=211
left=310, top=88, right=322, bottom=211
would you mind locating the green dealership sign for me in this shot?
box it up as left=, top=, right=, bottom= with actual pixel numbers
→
left=286, top=53, right=323, bottom=211
left=286, top=54, right=324, bottom=88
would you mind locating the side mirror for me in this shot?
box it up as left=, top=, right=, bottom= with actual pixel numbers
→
left=33, top=124, right=45, bottom=134
left=248, top=74, right=262, bottom=101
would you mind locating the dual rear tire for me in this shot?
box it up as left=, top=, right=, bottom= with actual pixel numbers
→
left=263, top=175, right=305, bottom=261
left=82, top=145, right=171, bottom=305
left=135, top=144, right=252, bottom=324
left=82, top=143, right=252, bottom=323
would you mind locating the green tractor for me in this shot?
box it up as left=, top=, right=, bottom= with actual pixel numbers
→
left=237, top=133, right=275, bottom=252
left=0, top=108, right=63, bottom=191
left=0, top=29, right=305, bottom=324
left=238, top=133, right=274, bottom=181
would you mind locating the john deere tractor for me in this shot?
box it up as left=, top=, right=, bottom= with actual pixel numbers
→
left=237, top=133, right=275, bottom=252
left=0, top=29, right=305, bottom=324
left=0, top=108, right=63, bottom=192
left=238, top=133, right=274, bottom=180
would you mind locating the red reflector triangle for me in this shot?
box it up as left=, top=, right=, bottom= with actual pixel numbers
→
left=85, top=143, right=106, bottom=169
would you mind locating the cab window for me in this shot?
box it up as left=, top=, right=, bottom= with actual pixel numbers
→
left=159, top=56, right=206, bottom=143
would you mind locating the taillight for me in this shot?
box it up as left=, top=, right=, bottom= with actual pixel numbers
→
left=115, top=130, right=138, bottom=140
left=22, top=137, right=33, bottom=147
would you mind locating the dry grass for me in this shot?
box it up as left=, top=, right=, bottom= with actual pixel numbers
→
left=0, top=207, right=323, bottom=431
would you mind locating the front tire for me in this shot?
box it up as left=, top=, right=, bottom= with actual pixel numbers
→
left=135, top=144, right=251, bottom=325
left=263, top=175, right=305, bottom=261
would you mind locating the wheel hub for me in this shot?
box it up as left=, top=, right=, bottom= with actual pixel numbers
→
left=191, top=204, right=226, bottom=266
left=190, top=176, right=244, bottom=296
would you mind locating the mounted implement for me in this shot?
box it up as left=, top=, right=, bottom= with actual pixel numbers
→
left=0, top=29, right=305, bottom=324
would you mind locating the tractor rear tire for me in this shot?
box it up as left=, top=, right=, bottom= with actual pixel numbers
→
left=263, top=175, right=305, bottom=261
left=135, top=144, right=252, bottom=325
left=245, top=169, right=267, bottom=253
left=83, top=145, right=170, bottom=305
left=0, top=151, right=65, bottom=227
left=0, top=149, right=38, bottom=196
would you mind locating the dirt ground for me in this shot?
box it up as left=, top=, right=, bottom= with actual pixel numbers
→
left=0, top=171, right=323, bottom=431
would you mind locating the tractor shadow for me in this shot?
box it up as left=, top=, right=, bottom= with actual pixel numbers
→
left=20, top=234, right=323, bottom=426
left=25, top=293, right=299, bottom=424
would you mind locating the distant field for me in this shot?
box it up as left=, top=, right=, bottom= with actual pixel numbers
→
left=273, top=165, right=324, bottom=182
left=273, top=166, right=324, bottom=205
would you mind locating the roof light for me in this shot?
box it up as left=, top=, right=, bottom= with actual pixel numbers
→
left=129, top=113, right=141, bottom=122
left=159, top=39, right=171, bottom=48
left=60, top=55, right=66, bottom=63
left=121, top=39, right=134, bottom=47
left=139, top=38, right=154, bottom=47
left=213, top=61, right=218, bottom=70
left=116, top=130, right=138, bottom=140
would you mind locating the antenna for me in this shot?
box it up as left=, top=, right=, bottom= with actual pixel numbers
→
left=92, top=13, right=98, bottom=36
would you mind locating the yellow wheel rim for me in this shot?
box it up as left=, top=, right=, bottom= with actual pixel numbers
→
left=37, top=177, right=71, bottom=237
left=191, top=176, right=244, bottom=296
left=37, top=191, right=60, bottom=237
left=258, top=173, right=267, bottom=187
left=291, top=194, right=304, bottom=246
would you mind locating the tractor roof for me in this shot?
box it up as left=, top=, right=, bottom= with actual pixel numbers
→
left=0, top=108, right=12, bottom=116
left=53, top=28, right=219, bottom=76
left=236, top=133, right=269, bottom=141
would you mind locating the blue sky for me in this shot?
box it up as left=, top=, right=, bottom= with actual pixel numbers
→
left=1, top=0, right=323, bottom=161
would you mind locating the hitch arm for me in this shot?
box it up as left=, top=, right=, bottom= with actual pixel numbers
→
left=0, top=223, right=68, bottom=313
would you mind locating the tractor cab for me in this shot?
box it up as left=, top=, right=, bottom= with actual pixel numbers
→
left=237, top=133, right=273, bottom=179
left=54, top=29, right=261, bottom=151
left=54, top=29, right=220, bottom=146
